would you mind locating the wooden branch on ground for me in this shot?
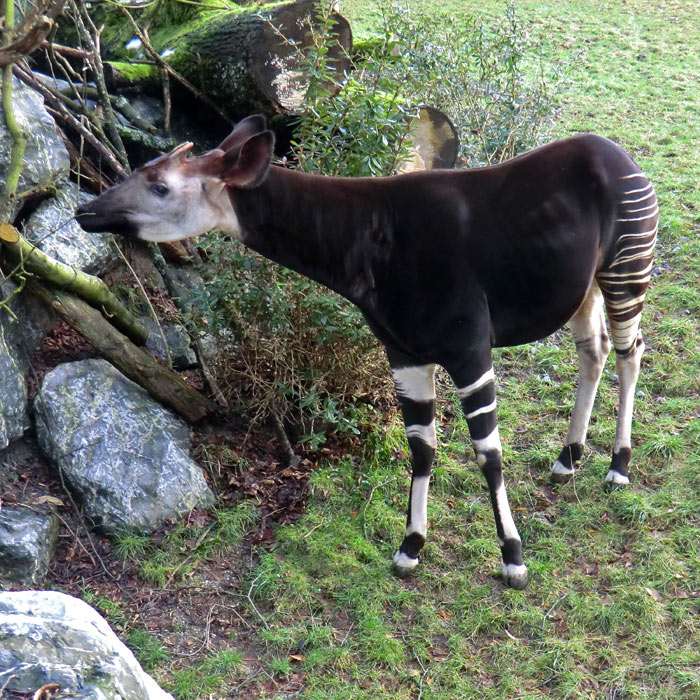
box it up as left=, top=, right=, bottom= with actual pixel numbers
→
left=28, top=279, right=216, bottom=423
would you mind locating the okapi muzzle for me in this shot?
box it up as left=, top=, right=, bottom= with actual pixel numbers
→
left=77, top=114, right=659, bottom=590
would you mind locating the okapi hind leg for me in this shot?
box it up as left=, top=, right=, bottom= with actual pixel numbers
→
left=596, top=170, right=658, bottom=486
left=451, top=361, right=528, bottom=590
left=551, top=283, right=611, bottom=483
left=390, top=361, right=437, bottom=577
left=605, top=329, right=645, bottom=487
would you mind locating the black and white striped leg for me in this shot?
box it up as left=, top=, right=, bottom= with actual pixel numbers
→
left=607, top=334, right=644, bottom=486
left=552, top=283, right=610, bottom=483
left=390, top=363, right=437, bottom=576
left=454, top=363, right=528, bottom=589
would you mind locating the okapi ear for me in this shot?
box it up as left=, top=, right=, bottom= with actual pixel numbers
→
left=182, top=148, right=225, bottom=178
left=217, top=114, right=268, bottom=152
left=220, top=130, right=275, bottom=189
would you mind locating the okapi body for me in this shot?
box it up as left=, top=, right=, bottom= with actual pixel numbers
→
left=76, top=115, right=658, bottom=589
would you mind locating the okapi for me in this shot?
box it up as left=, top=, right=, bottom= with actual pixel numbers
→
left=76, top=115, right=658, bottom=589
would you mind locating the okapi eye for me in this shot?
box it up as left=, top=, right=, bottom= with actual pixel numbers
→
left=151, top=183, right=169, bottom=197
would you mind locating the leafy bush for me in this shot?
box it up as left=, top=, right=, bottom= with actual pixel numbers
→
left=379, top=2, right=560, bottom=166
left=191, top=236, right=387, bottom=445
left=191, top=1, right=560, bottom=444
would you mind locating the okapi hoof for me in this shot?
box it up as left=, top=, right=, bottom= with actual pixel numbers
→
left=605, top=470, right=630, bottom=489
left=550, top=460, right=575, bottom=484
left=392, top=550, right=419, bottom=578
left=502, top=563, right=529, bottom=590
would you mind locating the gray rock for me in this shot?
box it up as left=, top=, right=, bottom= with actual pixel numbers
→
left=143, top=318, right=197, bottom=370
left=0, top=508, right=58, bottom=586
left=164, top=265, right=205, bottom=312
left=0, top=77, right=69, bottom=212
left=0, top=320, right=28, bottom=449
left=23, top=180, right=119, bottom=275
left=0, top=281, right=55, bottom=449
left=0, top=590, right=174, bottom=700
left=34, top=359, right=214, bottom=535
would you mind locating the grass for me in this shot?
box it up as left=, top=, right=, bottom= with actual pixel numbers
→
left=99, top=1, right=700, bottom=697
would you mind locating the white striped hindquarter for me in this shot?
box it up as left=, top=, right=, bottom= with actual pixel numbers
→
left=601, top=173, right=657, bottom=482
left=598, top=173, right=658, bottom=354
left=553, top=170, right=657, bottom=485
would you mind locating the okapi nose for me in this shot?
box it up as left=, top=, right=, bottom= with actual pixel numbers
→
left=75, top=205, right=91, bottom=226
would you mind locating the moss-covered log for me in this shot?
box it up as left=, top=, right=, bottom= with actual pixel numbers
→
left=28, top=279, right=215, bottom=423
left=160, top=0, right=352, bottom=116
left=2, top=232, right=148, bottom=345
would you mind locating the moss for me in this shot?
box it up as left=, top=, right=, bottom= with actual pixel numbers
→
left=97, top=0, right=289, bottom=61
left=105, top=61, right=159, bottom=84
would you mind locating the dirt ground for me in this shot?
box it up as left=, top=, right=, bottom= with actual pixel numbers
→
left=0, top=321, right=332, bottom=698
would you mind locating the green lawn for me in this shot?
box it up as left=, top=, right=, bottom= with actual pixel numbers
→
left=118, top=1, right=700, bottom=697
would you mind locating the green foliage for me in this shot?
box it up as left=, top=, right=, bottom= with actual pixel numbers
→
left=112, top=502, right=259, bottom=584
left=377, top=1, right=561, bottom=166
left=291, top=1, right=559, bottom=171
left=166, top=648, right=245, bottom=699
left=124, top=628, right=171, bottom=670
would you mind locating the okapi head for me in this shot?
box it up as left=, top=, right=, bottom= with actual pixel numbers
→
left=76, top=115, right=275, bottom=242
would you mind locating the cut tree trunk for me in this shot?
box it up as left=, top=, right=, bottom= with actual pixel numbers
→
left=400, top=106, right=459, bottom=173
left=164, top=0, right=352, bottom=117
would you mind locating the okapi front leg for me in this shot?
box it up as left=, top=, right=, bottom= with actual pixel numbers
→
left=390, top=363, right=437, bottom=576
left=454, top=364, right=529, bottom=589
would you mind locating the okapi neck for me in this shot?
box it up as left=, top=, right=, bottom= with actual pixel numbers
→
left=231, top=167, right=387, bottom=305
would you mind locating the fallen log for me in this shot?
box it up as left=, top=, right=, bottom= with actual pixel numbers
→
left=1, top=230, right=148, bottom=345
left=28, top=279, right=215, bottom=423
left=150, top=0, right=352, bottom=116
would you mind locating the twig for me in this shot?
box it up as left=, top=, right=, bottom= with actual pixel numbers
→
left=53, top=511, right=97, bottom=567
left=0, top=673, right=19, bottom=696
left=303, top=521, right=323, bottom=539
left=111, top=240, right=173, bottom=368
left=175, top=603, right=215, bottom=657
left=72, top=0, right=129, bottom=169
left=271, top=412, right=299, bottom=467
left=13, top=63, right=127, bottom=178
left=542, top=590, right=570, bottom=634
left=246, top=571, right=270, bottom=630
left=412, top=648, right=429, bottom=700
left=41, top=39, right=91, bottom=59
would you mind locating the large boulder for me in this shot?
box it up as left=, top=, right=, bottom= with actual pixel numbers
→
left=0, top=77, right=69, bottom=210
left=0, top=319, right=28, bottom=449
left=0, top=281, right=54, bottom=449
left=34, top=359, right=215, bottom=535
left=23, top=180, right=119, bottom=274
left=0, top=507, right=58, bottom=587
left=0, top=590, right=174, bottom=700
